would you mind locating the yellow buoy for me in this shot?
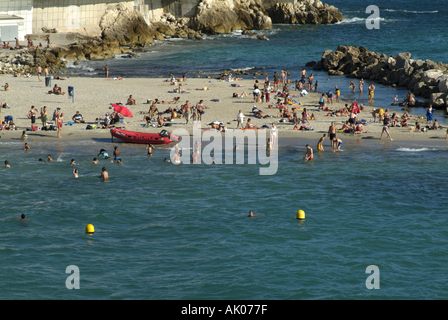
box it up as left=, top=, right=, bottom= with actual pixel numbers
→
left=296, top=210, right=305, bottom=220
left=85, top=224, right=95, bottom=234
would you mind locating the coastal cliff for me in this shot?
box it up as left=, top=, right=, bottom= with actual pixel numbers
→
left=310, top=46, right=448, bottom=108
left=1, top=1, right=343, bottom=74
left=189, top=0, right=344, bottom=34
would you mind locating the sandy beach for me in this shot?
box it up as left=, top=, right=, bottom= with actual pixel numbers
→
left=0, top=74, right=446, bottom=145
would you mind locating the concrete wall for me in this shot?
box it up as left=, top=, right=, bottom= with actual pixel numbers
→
left=0, top=0, right=33, bottom=40
left=160, top=0, right=197, bottom=18
left=4, top=0, right=299, bottom=40
left=32, top=0, right=136, bottom=35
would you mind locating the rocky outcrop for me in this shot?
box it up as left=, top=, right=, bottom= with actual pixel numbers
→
left=190, top=0, right=272, bottom=34
left=268, top=0, right=344, bottom=24
left=100, top=3, right=154, bottom=46
left=189, top=0, right=343, bottom=34
left=311, top=45, right=448, bottom=108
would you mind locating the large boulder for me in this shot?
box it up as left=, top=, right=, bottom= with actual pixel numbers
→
left=394, top=52, right=412, bottom=70
left=269, top=3, right=295, bottom=24
left=269, top=0, right=344, bottom=24
left=323, top=50, right=345, bottom=70
left=422, top=69, right=444, bottom=83
left=386, top=56, right=396, bottom=69
left=412, top=59, right=424, bottom=70
left=100, top=4, right=154, bottom=46
left=438, top=74, right=448, bottom=93
left=371, top=61, right=387, bottom=76
left=190, top=1, right=238, bottom=34
left=253, top=12, right=273, bottom=30
left=430, top=92, right=448, bottom=107
left=157, top=25, right=175, bottom=36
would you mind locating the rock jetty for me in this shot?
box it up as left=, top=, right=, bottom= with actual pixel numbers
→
left=310, top=45, right=448, bottom=108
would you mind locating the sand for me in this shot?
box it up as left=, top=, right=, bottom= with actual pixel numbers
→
left=0, top=74, right=446, bottom=146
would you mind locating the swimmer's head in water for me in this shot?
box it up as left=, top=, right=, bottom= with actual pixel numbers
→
left=21, top=214, right=25, bottom=219
left=39, top=158, right=43, bottom=161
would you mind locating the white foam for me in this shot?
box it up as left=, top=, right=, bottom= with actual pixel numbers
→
left=384, top=9, right=438, bottom=14
left=336, top=17, right=365, bottom=24
left=404, top=10, right=438, bottom=14
left=336, top=17, right=386, bottom=25
left=396, top=147, right=437, bottom=152
left=231, top=66, right=255, bottom=72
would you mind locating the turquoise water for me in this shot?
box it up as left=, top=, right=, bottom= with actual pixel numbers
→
left=2, top=137, right=448, bottom=299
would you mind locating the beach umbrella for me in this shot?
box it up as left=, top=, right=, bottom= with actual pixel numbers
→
left=112, top=104, right=133, bottom=117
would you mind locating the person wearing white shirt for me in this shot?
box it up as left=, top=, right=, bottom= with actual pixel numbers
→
left=253, top=88, right=261, bottom=103
left=270, top=123, right=277, bottom=147
left=237, top=110, right=245, bottom=128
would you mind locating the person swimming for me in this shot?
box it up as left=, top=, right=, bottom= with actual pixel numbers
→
left=73, top=169, right=78, bottom=178
left=98, top=149, right=110, bottom=159
left=247, top=210, right=259, bottom=217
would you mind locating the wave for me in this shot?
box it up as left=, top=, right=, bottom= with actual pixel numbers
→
left=404, top=10, right=438, bottom=14
left=230, top=66, right=255, bottom=72
left=336, top=17, right=394, bottom=25
left=384, top=9, right=438, bottom=14
left=396, top=147, right=438, bottom=152
left=335, top=17, right=365, bottom=24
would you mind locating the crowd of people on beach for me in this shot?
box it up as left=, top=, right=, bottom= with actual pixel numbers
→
left=3, top=63, right=448, bottom=168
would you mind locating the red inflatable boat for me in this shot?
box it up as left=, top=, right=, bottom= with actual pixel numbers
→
left=110, top=128, right=178, bottom=144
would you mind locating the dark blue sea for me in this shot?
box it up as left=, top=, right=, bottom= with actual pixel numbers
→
left=2, top=0, right=448, bottom=300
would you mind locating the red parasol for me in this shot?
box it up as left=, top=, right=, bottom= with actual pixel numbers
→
left=112, top=104, right=133, bottom=117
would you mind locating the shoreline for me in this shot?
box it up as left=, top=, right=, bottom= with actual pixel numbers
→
left=1, top=76, right=446, bottom=149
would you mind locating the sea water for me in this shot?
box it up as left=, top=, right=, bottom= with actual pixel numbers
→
left=1, top=136, right=448, bottom=299
left=3, top=0, right=448, bottom=299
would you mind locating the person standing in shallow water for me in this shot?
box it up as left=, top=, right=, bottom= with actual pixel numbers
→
left=303, top=144, right=313, bottom=162
left=57, top=112, right=63, bottom=138
left=104, top=65, right=109, bottom=78
left=368, top=83, right=375, bottom=103
left=99, top=167, right=109, bottom=182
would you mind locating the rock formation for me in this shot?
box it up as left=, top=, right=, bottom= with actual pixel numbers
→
left=189, top=0, right=272, bottom=34
left=189, top=0, right=343, bottom=34
left=1, top=1, right=345, bottom=74
left=100, top=3, right=154, bottom=46
left=310, top=45, right=448, bottom=108
left=268, top=0, right=344, bottom=24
